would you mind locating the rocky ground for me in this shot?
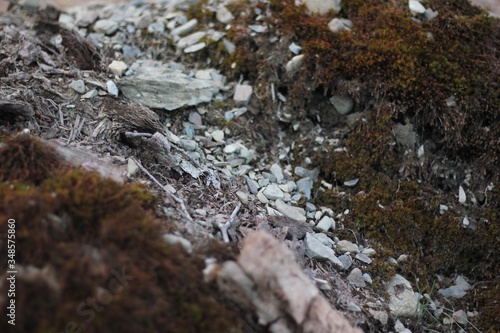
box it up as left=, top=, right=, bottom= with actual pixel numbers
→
left=0, top=0, right=498, bottom=332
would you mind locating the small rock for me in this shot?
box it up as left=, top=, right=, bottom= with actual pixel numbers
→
left=274, top=199, right=306, bottom=222
left=393, top=123, right=417, bottom=149
left=234, top=84, right=253, bottom=106
left=184, top=42, right=206, bottom=53
left=81, top=90, right=97, bottom=99
left=347, top=302, right=361, bottom=312
left=177, top=31, right=207, bottom=49
left=162, top=234, right=193, bottom=254
left=305, top=233, right=344, bottom=269
left=59, top=13, right=76, bottom=31
left=180, top=139, right=197, bottom=151
left=248, top=25, right=267, bottom=33
left=279, top=181, right=296, bottom=192
left=459, top=185, right=466, bottom=204
left=263, top=184, right=284, bottom=200
left=106, top=80, right=119, bottom=97
left=424, top=8, right=438, bottom=21
left=439, top=204, right=449, bottom=215
left=108, top=60, right=127, bottom=77
left=312, top=233, right=335, bottom=247
left=452, top=310, right=468, bottom=326
left=94, top=19, right=119, bottom=35
left=330, top=95, right=354, bottom=115
left=347, top=268, right=366, bottom=288
left=222, top=38, right=235, bottom=54
left=303, top=0, right=341, bottom=15
left=409, top=0, right=426, bottom=14
left=316, top=216, right=334, bottom=232
left=135, top=13, right=153, bottom=30
left=236, top=191, right=249, bottom=205
left=216, top=5, right=234, bottom=24
left=69, top=80, right=86, bottom=94
left=328, top=18, right=352, bottom=33
left=211, top=129, right=224, bottom=142
left=289, top=42, right=302, bottom=55
left=455, top=275, right=472, bottom=291
left=362, top=248, right=376, bottom=256
left=256, top=190, right=269, bottom=204
left=338, top=254, right=353, bottom=270
left=270, top=163, right=284, bottom=182
left=262, top=172, right=277, bottom=182
left=224, top=143, right=240, bottom=154
left=171, top=19, right=198, bottom=36
left=245, top=176, right=260, bottom=194
left=387, top=274, right=419, bottom=317
left=363, top=273, right=373, bottom=284
left=337, top=240, right=359, bottom=253
left=148, top=22, right=165, bottom=34
left=370, top=310, right=389, bottom=325
left=285, top=54, right=304, bottom=72
left=305, top=202, right=316, bottom=212
left=294, top=166, right=319, bottom=180
left=344, top=178, right=359, bottom=187
left=296, top=177, right=313, bottom=200
left=394, top=320, right=406, bottom=332
left=188, top=112, right=202, bottom=126
left=127, top=158, right=139, bottom=176
left=355, top=253, right=373, bottom=264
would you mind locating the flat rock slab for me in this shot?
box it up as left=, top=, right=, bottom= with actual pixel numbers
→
left=118, top=62, right=221, bottom=111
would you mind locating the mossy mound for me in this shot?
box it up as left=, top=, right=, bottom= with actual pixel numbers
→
left=269, top=0, right=499, bottom=168
left=0, top=135, right=250, bottom=333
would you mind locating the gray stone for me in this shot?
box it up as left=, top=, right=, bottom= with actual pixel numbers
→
left=330, top=95, right=354, bottom=115
left=180, top=139, right=197, bottom=151
left=245, top=176, right=260, bottom=195
left=305, top=202, right=316, bottom=212
left=234, top=84, right=253, bottom=106
left=285, top=54, right=304, bottom=72
left=311, top=233, right=335, bottom=247
left=270, top=163, right=284, bottom=182
left=59, top=13, right=76, bottom=31
left=211, top=129, right=224, bottom=142
left=348, top=268, right=366, bottom=288
left=236, top=191, right=249, bottom=205
left=222, top=38, right=235, bottom=54
left=248, top=25, right=267, bottom=33
left=328, top=18, right=352, bottom=33
left=171, top=19, right=198, bottom=36
left=135, top=13, right=153, bottom=30
left=106, top=80, right=119, bottom=97
left=424, top=8, right=438, bottom=21
left=294, top=166, right=319, bottom=180
left=262, top=172, right=277, bottom=182
left=303, top=0, right=341, bottom=14
left=355, top=253, right=373, bottom=264
left=337, top=240, right=359, bottom=253
left=289, top=42, right=302, bottom=55
left=347, top=302, right=361, bottom=312
left=148, top=22, right=165, bottom=34
left=188, top=112, right=202, bottom=126
left=437, top=285, right=467, bottom=299
left=216, top=5, right=234, bottom=24
left=69, top=80, right=86, bottom=94
left=387, top=274, right=420, bottom=317
left=108, top=60, right=127, bottom=77
left=344, top=178, right=359, bottom=187
left=363, top=273, right=373, bottom=284
left=224, top=143, right=240, bottom=154
left=338, top=254, right=353, bottom=270
left=263, top=184, right=284, bottom=200
left=178, top=31, right=207, bottom=49
left=316, top=216, right=334, bottom=232
left=118, top=63, right=220, bottom=111
left=275, top=199, right=306, bottom=222
left=452, top=310, right=468, bottom=325
left=162, top=234, right=193, bottom=254
left=409, top=0, right=426, bottom=14
left=296, top=177, right=313, bottom=200
left=305, top=233, right=344, bottom=269
left=94, top=19, right=119, bottom=35
left=81, top=90, right=97, bottom=99
left=184, top=42, right=206, bottom=53
left=257, top=190, right=269, bottom=204
left=362, top=248, right=376, bottom=256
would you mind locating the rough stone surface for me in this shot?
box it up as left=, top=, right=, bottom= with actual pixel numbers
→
left=118, top=63, right=220, bottom=111
left=330, top=95, right=354, bottom=115
left=108, top=60, right=127, bottom=77
left=275, top=199, right=306, bottom=222
left=316, top=216, right=334, bottom=232
left=337, top=240, right=359, bottom=253
left=305, top=233, right=344, bottom=270
left=234, top=84, right=253, bottom=106
left=263, top=183, right=284, bottom=200
left=303, top=0, right=341, bottom=14
left=69, top=80, right=86, bottom=94
left=347, top=268, right=366, bottom=288
left=386, top=274, right=420, bottom=317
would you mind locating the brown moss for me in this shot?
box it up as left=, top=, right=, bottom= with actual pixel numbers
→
left=0, top=136, right=253, bottom=333
left=0, top=134, right=67, bottom=185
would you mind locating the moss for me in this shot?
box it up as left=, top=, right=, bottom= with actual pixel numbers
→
left=270, top=0, right=499, bottom=165
left=0, top=136, right=251, bottom=333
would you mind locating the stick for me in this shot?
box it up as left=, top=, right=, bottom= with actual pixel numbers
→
left=131, top=157, right=194, bottom=223
left=219, top=202, right=242, bottom=243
